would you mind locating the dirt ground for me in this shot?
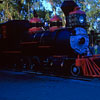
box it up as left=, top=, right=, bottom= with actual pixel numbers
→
left=0, top=70, right=100, bottom=100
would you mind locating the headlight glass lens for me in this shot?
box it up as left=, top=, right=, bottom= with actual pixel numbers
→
left=79, top=16, right=84, bottom=23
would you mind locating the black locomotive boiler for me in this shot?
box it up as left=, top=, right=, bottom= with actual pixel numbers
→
left=0, top=0, right=89, bottom=76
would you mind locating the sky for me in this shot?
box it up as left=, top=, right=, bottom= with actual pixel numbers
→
left=41, top=0, right=52, bottom=11
left=41, top=0, right=62, bottom=16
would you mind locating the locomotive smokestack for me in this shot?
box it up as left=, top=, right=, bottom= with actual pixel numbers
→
left=61, top=0, right=78, bottom=17
left=61, top=0, right=78, bottom=27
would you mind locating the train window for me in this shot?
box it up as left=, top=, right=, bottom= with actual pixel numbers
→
left=1, top=25, right=7, bottom=39
left=0, top=27, right=2, bottom=38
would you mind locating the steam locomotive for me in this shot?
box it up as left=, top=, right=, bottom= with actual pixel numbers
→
left=0, top=0, right=89, bottom=76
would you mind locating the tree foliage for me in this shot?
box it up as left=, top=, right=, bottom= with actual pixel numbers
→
left=0, top=0, right=100, bottom=31
left=75, top=0, right=100, bottom=31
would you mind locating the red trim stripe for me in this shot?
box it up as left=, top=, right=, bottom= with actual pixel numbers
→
left=2, top=51, right=21, bottom=54
left=20, top=42, right=38, bottom=45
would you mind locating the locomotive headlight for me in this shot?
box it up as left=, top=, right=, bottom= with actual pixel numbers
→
left=79, top=16, right=84, bottom=23
left=67, top=13, right=86, bottom=28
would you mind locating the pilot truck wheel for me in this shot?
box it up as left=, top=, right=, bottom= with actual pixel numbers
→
left=70, top=64, right=81, bottom=76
